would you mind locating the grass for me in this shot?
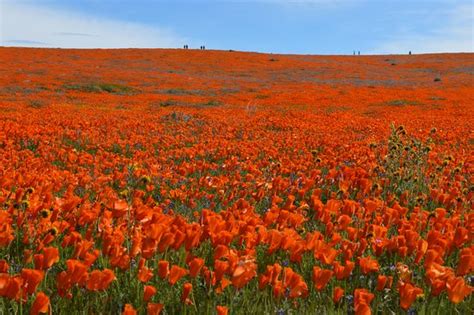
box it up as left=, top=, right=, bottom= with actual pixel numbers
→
left=196, top=100, right=223, bottom=107
left=27, top=100, right=47, bottom=109
left=63, top=83, right=138, bottom=95
left=160, top=88, right=209, bottom=96
left=385, top=99, right=424, bottom=107
left=324, top=105, right=351, bottom=114
left=157, top=99, right=223, bottom=108
left=159, top=99, right=179, bottom=107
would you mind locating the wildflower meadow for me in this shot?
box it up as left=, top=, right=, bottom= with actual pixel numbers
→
left=0, top=48, right=473, bottom=314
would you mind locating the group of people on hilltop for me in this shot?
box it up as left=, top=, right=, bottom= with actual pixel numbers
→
left=352, top=50, right=412, bottom=55
left=183, top=47, right=413, bottom=55
left=183, top=45, right=206, bottom=50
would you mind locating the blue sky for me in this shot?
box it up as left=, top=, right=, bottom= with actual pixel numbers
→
left=1, top=0, right=473, bottom=54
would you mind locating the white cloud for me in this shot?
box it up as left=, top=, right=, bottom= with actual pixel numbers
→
left=0, top=1, right=187, bottom=48
left=371, top=4, right=473, bottom=54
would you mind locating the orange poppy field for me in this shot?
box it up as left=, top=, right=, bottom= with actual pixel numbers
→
left=0, top=47, right=473, bottom=314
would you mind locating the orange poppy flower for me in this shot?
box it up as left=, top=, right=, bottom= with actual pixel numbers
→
left=147, top=303, right=164, bottom=315
left=359, top=256, right=379, bottom=274
left=30, top=291, right=50, bottom=315
left=86, top=269, right=116, bottom=291
left=354, top=288, right=374, bottom=315
left=456, top=248, right=473, bottom=276
left=0, top=275, right=23, bottom=301
left=216, top=305, right=229, bottom=315
left=215, top=277, right=231, bottom=294
left=188, top=257, right=204, bottom=278
left=312, top=266, right=333, bottom=291
left=158, top=232, right=176, bottom=252
left=232, top=262, right=257, bottom=289
left=143, top=285, right=157, bottom=302
left=398, top=282, right=424, bottom=310
left=333, top=260, right=355, bottom=280
left=122, top=304, right=137, bottom=315
left=376, top=275, right=393, bottom=291
left=157, top=260, right=170, bottom=279
left=181, top=282, right=193, bottom=305
left=213, top=245, right=229, bottom=261
left=333, top=286, right=344, bottom=304
left=169, top=265, right=188, bottom=285
left=21, top=269, right=44, bottom=295
left=424, top=249, right=443, bottom=269
left=214, top=260, right=229, bottom=283
left=446, top=277, right=473, bottom=304
left=146, top=303, right=164, bottom=315
left=138, top=264, right=154, bottom=283
left=113, top=200, right=129, bottom=218
left=283, top=267, right=308, bottom=298
left=453, top=227, right=468, bottom=248
left=273, top=281, right=285, bottom=299
left=0, top=211, right=14, bottom=247
left=42, top=247, right=60, bottom=269
left=0, top=260, right=9, bottom=273
left=66, top=259, right=88, bottom=284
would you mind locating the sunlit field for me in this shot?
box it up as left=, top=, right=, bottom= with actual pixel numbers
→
left=0, top=47, right=473, bottom=314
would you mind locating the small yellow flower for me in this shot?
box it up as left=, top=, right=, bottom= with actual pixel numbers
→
left=40, top=209, right=50, bottom=218
left=140, top=175, right=151, bottom=184
left=397, top=263, right=412, bottom=282
left=119, top=189, right=129, bottom=198
left=49, top=227, right=59, bottom=236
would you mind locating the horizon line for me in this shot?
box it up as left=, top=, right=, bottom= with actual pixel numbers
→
left=1, top=45, right=473, bottom=57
